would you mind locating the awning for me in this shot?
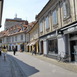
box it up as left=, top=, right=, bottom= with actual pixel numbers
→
left=26, top=43, right=30, bottom=46
left=26, top=40, right=38, bottom=46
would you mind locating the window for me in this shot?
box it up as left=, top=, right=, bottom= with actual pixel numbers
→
left=0, top=39, right=2, bottom=43
left=8, top=37, right=11, bottom=42
left=12, top=37, right=14, bottom=42
left=15, top=36, right=17, bottom=41
left=2, top=38, right=4, bottom=43
left=39, top=21, right=43, bottom=32
left=63, top=0, right=70, bottom=18
left=21, top=34, right=23, bottom=40
left=6, top=37, right=8, bottom=42
left=48, top=39, right=58, bottom=54
left=52, top=10, right=58, bottom=25
left=45, top=16, right=50, bottom=29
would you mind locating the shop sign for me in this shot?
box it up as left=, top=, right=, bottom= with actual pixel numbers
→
left=18, top=43, right=20, bottom=45
left=51, top=34, right=56, bottom=37
left=75, top=26, right=77, bottom=29
left=47, top=35, right=51, bottom=38
left=67, top=27, right=74, bottom=32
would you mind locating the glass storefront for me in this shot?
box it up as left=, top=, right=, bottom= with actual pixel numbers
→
left=69, top=33, right=77, bottom=62
left=48, top=39, right=58, bottom=55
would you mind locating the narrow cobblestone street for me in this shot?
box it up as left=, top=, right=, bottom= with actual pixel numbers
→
left=0, top=52, right=77, bottom=77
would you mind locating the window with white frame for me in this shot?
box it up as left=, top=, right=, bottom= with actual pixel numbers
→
left=6, top=37, right=8, bottom=42
left=12, top=37, right=14, bottom=42
left=8, top=37, right=11, bottom=42
left=15, top=36, right=17, bottom=41
left=21, top=34, right=23, bottom=40
left=52, top=9, right=58, bottom=25
left=2, top=38, right=4, bottom=43
left=63, top=0, right=70, bottom=18
left=39, top=21, right=43, bottom=32
left=45, top=16, right=50, bottom=29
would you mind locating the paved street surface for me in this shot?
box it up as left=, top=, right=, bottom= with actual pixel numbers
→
left=0, top=52, right=77, bottom=77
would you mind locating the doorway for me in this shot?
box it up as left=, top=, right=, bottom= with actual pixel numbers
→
left=41, top=41, right=43, bottom=54
left=20, top=44, right=24, bottom=51
left=70, top=41, right=75, bottom=61
left=9, top=46, right=11, bottom=51
left=15, top=46, right=18, bottom=51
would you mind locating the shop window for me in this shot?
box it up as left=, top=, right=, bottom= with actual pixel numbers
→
left=48, top=39, right=58, bottom=54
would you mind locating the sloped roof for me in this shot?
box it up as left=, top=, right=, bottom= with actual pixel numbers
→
left=0, top=21, right=37, bottom=37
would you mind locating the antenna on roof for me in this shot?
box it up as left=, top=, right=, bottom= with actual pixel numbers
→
left=26, top=17, right=27, bottom=20
left=15, top=13, right=17, bottom=18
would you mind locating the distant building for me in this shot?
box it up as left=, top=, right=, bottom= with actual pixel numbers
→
left=4, top=16, right=28, bottom=30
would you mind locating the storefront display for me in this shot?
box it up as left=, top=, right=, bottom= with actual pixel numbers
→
left=48, top=39, right=58, bottom=55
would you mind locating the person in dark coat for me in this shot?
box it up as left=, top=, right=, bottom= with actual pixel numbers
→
left=13, top=47, right=16, bottom=55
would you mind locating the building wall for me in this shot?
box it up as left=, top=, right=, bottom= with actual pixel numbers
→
left=38, top=0, right=77, bottom=37
left=26, top=33, right=30, bottom=43
left=30, top=23, right=39, bottom=41
left=1, top=32, right=26, bottom=51
left=36, top=0, right=77, bottom=59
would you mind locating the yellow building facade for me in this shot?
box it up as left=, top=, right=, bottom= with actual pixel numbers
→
left=26, top=22, right=39, bottom=54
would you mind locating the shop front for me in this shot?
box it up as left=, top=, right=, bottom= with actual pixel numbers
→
left=69, top=33, right=77, bottom=62
left=39, top=31, right=58, bottom=59
left=60, top=22, right=77, bottom=62
left=20, top=43, right=24, bottom=52
left=46, top=33, right=58, bottom=59
left=47, top=39, right=58, bottom=57
left=26, top=39, right=39, bottom=53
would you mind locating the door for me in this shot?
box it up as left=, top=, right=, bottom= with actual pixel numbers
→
left=20, top=44, right=24, bottom=51
left=15, top=46, right=18, bottom=51
left=41, top=41, right=43, bottom=54
left=70, top=41, right=75, bottom=61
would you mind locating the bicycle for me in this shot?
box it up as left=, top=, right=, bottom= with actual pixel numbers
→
left=57, top=52, right=70, bottom=62
left=57, top=53, right=63, bottom=62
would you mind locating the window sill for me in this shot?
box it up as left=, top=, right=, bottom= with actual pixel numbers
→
left=63, top=15, right=71, bottom=21
left=40, top=31, right=43, bottom=34
left=46, top=28, right=50, bottom=31
left=53, top=23, right=58, bottom=28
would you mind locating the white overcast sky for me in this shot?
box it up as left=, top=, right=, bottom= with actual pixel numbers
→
left=0, top=0, right=49, bottom=31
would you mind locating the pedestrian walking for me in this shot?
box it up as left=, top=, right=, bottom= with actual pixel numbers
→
left=13, top=47, right=16, bottom=55
left=2, top=46, right=7, bottom=61
left=0, top=47, right=2, bottom=56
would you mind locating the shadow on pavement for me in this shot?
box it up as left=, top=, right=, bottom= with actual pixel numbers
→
left=8, top=54, right=39, bottom=77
